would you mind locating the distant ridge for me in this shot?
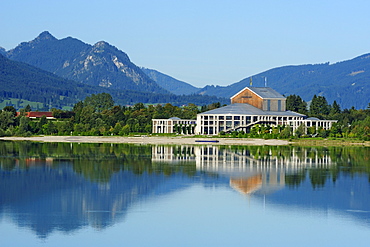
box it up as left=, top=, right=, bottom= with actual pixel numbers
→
left=141, top=67, right=200, bottom=95
left=0, top=47, right=6, bottom=56
left=0, top=53, right=228, bottom=108
left=196, top=54, right=370, bottom=109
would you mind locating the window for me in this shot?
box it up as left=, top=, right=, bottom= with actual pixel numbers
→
left=226, top=116, right=232, bottom=120
left=219, top=116, right=224, bottom=120
left=267, top=100, right=271, bottom=111
left=278, top=100, right=281, bottom=111
left=234, top=116, right=240, bottom=120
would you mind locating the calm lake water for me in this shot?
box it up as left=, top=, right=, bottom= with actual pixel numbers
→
left=0, top=141, right=369, bottom=247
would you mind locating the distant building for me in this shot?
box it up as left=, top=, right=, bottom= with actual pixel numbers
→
left=195, top=87, right=336, bottom=135
left=16, top=111, right=55, bottom=119
left=152, top=117, right=196, bottom=134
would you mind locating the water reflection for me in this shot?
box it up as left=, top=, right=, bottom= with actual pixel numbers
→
left=0, top=141, right=369, bottom=240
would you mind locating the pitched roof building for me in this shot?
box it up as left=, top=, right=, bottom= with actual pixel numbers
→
left=16, top=111, right=55, bottom=119
left=195, top=87, right=336, bottom=135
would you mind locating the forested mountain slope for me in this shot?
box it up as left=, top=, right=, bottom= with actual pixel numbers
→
left=197, top=55, right=370, bottom=109
left=141, top=67, right=200, bottom=95
left=0, top=54, right=227, bottom=109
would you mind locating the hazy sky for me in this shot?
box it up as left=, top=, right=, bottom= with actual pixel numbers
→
left=2, top=0, right=370, bottom=87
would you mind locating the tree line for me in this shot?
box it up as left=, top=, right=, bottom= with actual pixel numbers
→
left=0, top=93, right=204, bottom=137
left=0, top=92, right=369, bottom=140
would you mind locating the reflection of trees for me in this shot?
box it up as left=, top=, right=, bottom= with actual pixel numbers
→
left=285, top=171, right=306, bottom=188
left=0, top=142, right=197, bottom=182
left=0, top=142, right=369, bottom=187
left=308, top=169, right=329, bottom=189
left=201, top=145, right=370, bottom=189
left=0, top=157, right=17, bottom=171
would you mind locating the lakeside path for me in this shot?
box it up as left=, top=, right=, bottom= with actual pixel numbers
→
left=0, top=136, right=290, bottom=146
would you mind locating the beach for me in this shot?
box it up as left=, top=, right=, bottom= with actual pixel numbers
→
left=0, top=136, right=290, bottom=146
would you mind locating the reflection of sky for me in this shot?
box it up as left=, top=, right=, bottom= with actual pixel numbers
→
left=1, top=145, right=370, bottom=246
left=2, top=185, right=368, bottom=247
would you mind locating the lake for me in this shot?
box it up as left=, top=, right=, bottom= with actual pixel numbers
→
left=0, top=142, right=369, bottom=246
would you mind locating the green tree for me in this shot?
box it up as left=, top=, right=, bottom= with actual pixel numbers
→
left=45, top=121, right=57, bottom=135
left=330, top=100, right=341, bottom=115
left=0, top=111, right=14, bottom=130
left=286, top=95, right=308, bottom=115
left=84, top=93, right=114, bottom=113
left=295, top=124, right=306, bottom=138
left=24, top=104, right=31, bottom=112
left=309, top=95, right=330, bottom=117
left=3, top=106, right=17, bottom=116
left=17, top=116, right=30, bottom=136
left=279, top=126, right=292, bottom=139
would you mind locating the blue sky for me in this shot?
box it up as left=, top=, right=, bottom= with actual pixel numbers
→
left=2, top=0, right=370, bottom=87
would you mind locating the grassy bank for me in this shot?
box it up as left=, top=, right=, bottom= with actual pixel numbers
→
left=289, top=137, right=370, bottom=147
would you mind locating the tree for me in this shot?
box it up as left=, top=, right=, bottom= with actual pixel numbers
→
left=295, top=124, right=306, bottom=138
left=3, top=106, right=17, bottom=116
left=17, top=116, right=30, bottom=136
left=0, top=111, right=14, bottom=130
left=286, top=95, right=308, bottom=115
left=24, top=104, right=31, bottom=112
left=279, top=126, right=292, bottom=139
left=84, top=93, right=114, bottom=113
left=37, top=115, right=48, bottom=134
left=309, top=95, right=330, bottom=117
left=330, top=100, right=341, bottom=115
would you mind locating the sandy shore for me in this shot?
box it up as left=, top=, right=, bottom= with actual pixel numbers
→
left=0, top=136, right=290, bottom=146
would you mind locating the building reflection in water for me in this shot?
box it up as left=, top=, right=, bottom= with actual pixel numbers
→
left=152, top=145, right=333, bottom=195
left=2, top=143, right=366, bottom=239
left=152, top=145, right=196, bottom=162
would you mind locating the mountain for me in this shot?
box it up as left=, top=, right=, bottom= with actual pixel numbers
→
left=197, top=55, right=370, bottom=109
left=141, top=67, right=200, bottom=95
left=0, top=47, right=5, bottom=56
left=0, top=53, right=94, bottom=109
left=0, top=54, right=228, bottom=109
left=7, top=31, right=168, bottom=94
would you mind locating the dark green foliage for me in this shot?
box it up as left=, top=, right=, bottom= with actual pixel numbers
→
left=310, top=95, right=330, bottom=117
left=84, top=93, right=114, bottom=113
left=286, top=94, right=308, bottom=115
left=3, top=106, right=16, bottom=116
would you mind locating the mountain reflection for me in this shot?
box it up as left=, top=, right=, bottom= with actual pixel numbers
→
left=0, top=141, right=369, bottom=238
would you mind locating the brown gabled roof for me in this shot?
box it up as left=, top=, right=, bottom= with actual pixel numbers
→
left=231, top=87, right=285, bottom=100
left=16, top=112, right=54, bottom=118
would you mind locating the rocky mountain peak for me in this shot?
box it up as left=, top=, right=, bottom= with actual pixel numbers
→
left=0, top=46, right=6, bottom=56
left=35, top=31, right=57, bottom=42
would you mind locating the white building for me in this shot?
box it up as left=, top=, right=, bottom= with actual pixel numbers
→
left=152, top=117, right=196, bottom=134
left=195, top=87, right=336, bottom=135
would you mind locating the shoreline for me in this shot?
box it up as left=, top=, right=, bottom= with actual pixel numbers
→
left=0, top=136, right=368, bottom=146
left=0, top=136, right=289, bottom=146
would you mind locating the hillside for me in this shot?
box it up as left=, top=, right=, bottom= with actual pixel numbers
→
left=0, top=53, right=96, bottom=109
left=197, top=55, right=370, bottom=109
left=0, top=47, right=5, bottom=56
left=141, top=67, right=200, bottom=95
left=7, top=31, right=167, bottom=94
left=0, top=54, right=227, bottom=109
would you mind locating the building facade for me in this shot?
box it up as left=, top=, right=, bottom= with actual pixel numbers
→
left=152, top=117, right=196, bottom=134
left=195, top=87, right=336, bottom=135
